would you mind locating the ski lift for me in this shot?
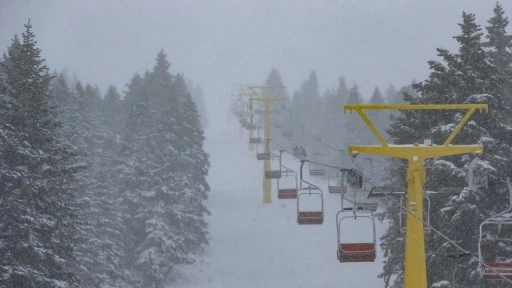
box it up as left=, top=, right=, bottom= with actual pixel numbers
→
left=328, top=169, right=345, bottom=194
left=339, top=168, right=378, bottom=212
left=336, top=210, right=376, bottom=262
left=257, top=153, right=270, bottom=160
left=265, top=153, right=282, bottom=179
left=282, top=131, right=293, bottom=138
left=478, top=177, right=512, bottom=281
left=256, top=138, right=271, bottom=160
left=309, top=153, right=326, bottom=176
left=249, top=127, right=262, bottom=144
left=277, top=150, right=298, bottom=199
left=278, top=166, right=298, bottom=199
left=297, top=160, right=324, bottom=225
left=399, top=196, right=431, bottom=234
left=250, top=138, right=262, bottom=144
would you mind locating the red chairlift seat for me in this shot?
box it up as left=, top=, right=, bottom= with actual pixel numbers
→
left=297, top=211, right=323, bottom=225
left=337, top=243, right=376, bottom=263
left=309, top=168, right=325, bottom=176
left=278, top=188, right=297, bottom=199
left=265, top=170, right=281, bottom=179
left=257, top=153, right=270, bottom=160
left=328, top=185, right=344, bottom=194
left=482, top=262, right=512, bottom=281
left=249, top=137, right=262, bottom=144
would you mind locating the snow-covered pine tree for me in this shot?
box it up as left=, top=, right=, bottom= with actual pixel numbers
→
left=483, top=1, right=512, bottom=125
left=118, top=50, right=210, bottom=287
left=289, top=71, right=322, bottom=154
left=60, top=80, right=132, bottom=288
left=166, top=74, right=210, bottom=255
left=381, top=11, right=512, bottom=288
left=264, top=68, right=289, bottom=142
left=186, top=80, right=209, bottom=129
left=316, top=77, right=349, bottom=159
left=0, top=21, right=80, bottom=287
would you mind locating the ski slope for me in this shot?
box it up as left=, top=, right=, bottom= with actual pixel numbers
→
left=174, top=115, right=388, bottom=288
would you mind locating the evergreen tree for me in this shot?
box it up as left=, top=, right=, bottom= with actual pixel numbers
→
left=263, top=68, right=289, bottom=143
left=118, top=50, right=210, bottom=287
left=65, top=80, right=132, bottom=288
left=0, top=21, right=79, bottom=287
left=483, top=1, right=512, bottom=123
left=187, top=80, right=209, bottom=129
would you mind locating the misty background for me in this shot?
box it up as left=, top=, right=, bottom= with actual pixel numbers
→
left=2, top=0, right=510, bottom=118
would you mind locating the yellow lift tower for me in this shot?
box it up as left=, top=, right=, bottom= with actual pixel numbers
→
left=248, top=85, right=285, bottom=204
left=344, top=104, right=487, bottom=288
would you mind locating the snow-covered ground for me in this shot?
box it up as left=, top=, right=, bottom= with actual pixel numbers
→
left=174, top=115, right=388, bottom=288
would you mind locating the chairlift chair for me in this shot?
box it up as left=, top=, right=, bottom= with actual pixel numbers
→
left=257, top=153, right=270, bottom=160
left=277, top=165, right=298, bottom=199
left=297, top=186, right=324, bottom=225
left=308, top=162, right=326, bottom=176
left=282, top=131, right=293, bottom=138
left=250, top=137, right=262, bottom=144
left=265, top=152, right=281, bottom=179
left=276, top=150, right=298, bottom=199
left=340, top=168, right=378, bottom=212
left=478, top=178, right=512, bottom=281
left=336, top=210, right=376, bottom=262
left=328, top=169, right=345, bottom=194
left=265, top=170, right=281, bottom=179
left=249, top=127, right=263, bottom=145
left=296, top=160, right=324, bottom=224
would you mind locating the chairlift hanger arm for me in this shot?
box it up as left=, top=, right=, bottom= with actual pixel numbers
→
left=343, top=104, right=488, bottom=149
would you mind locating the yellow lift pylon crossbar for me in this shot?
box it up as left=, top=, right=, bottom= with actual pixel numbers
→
left=343, top=104, right=487, bottom=288
left=247, top=85, right=285, bottom=204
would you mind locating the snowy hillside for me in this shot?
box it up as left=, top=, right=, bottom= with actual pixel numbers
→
left=174, top=115, right=388, bottom=288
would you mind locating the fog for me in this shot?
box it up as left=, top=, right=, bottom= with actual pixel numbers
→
left=2, top=0, right=509, bottom=123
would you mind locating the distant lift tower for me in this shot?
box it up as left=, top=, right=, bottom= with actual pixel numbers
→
left=248, top=85, right=285, bottom=204
left=344, top=104, right=488, bottom=288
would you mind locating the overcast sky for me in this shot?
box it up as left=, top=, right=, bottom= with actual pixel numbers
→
left=1, top=0, right=511, bottom=114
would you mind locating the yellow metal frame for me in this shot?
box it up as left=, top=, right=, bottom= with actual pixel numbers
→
left=344, top=104, right=487, bottom=288
left=247, top=85, right=285, bottom=204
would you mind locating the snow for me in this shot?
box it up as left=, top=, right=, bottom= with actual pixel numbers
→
left=173, top=116, right=387, bottom=288
left=431, top=280, right=450, bottom=287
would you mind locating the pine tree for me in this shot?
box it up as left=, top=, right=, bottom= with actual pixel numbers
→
left=483, top=1, right=512, bottom=123
left=118, top=50, right=210, bottom=287
left=0, top=21, right=80, bottom=287
left=186, top=80, right=209, bottom=129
